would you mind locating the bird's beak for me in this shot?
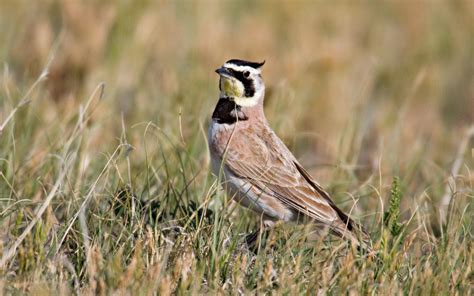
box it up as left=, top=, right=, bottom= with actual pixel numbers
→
left=215, top=67, right=232, bottom=77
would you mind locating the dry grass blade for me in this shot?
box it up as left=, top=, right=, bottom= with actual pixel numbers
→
left=0, top=159, right=72, bottom=268
left=439, top=125, right=474, bottom=225
left=0, top=34, right=61, bottom=135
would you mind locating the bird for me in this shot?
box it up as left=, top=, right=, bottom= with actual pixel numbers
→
left=208, top=59, right=370, bottom=249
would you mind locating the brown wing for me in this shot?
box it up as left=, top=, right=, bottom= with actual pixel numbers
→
left=223, top=126, right=344, bottom=226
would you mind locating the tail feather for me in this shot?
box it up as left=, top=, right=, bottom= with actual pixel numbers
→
left=293, top=161, right=372, bottom=251
left=333, top=218, right=372, bottom=252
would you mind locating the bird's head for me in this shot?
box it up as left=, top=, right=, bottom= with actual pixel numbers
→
left=215, top=59, right=265, bottom=107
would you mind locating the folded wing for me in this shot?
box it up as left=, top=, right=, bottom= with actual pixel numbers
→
left=223, top=128, right=347, bottom=229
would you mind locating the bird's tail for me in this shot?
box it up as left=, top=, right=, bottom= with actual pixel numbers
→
left=292, top=162, right=372, bottom=251
left=333, top=218, right=372, bottom=253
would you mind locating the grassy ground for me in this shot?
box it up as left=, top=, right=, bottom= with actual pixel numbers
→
left=0, top=1, right=473, bottom=294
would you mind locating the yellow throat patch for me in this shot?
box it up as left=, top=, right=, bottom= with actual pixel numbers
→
left=220, top=76, right=244, bottom=98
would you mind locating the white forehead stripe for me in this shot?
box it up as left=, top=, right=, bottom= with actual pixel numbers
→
left=223, top=63, right=261, bottom=74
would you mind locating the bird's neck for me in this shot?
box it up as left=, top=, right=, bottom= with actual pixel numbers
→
left=212, top=96, right=265, bottom=124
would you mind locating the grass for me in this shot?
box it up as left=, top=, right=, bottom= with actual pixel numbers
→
left=0, top=0, right=473, bottom=294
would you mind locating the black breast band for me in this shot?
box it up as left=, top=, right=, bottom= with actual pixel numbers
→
left=212, top=97, right=248, bottom=124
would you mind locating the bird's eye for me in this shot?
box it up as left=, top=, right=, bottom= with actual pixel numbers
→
left=243, top=71, right=250, bottom=78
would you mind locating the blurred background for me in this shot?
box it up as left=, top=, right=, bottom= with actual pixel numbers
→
left=0, top=0, right=473, bottom=292
left=1, top=0, right=473, bottom=221
left=2, top=1, right=472, bottom=184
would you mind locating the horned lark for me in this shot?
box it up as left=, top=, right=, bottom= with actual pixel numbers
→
left=208, top=59, right=369, bottom=248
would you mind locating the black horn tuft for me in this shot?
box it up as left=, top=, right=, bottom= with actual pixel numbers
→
left=225, top=59, right=265, bottom=69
